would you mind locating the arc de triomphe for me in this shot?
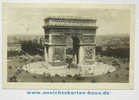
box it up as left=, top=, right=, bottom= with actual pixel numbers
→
left=43, top=16, right=97, bottom=66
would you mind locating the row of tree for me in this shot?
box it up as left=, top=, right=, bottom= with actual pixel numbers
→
left=8, top=40, right=129, bottom=59
left=96, top=46, right=129, bottom=58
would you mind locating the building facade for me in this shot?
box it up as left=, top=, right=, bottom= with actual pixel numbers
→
left=43, top=16, right=97, bottom=66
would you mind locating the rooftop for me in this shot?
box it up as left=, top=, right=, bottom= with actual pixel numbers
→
left=44, top=16, right=96, bottom=21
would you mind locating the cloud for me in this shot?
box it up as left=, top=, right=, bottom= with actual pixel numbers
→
left=3, top=3, right=131, bottom=36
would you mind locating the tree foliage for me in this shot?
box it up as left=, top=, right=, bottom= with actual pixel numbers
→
left=21, top=40, right=44, bottom=55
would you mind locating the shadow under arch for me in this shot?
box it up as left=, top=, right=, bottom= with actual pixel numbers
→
left=66, top=35, right=80, bottom=64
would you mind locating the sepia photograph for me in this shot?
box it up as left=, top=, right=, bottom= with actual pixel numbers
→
left=2, top=3, right=135, bottom=89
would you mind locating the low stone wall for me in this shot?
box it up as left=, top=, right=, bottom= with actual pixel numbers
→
left=22, top=61, right=116, bottom=77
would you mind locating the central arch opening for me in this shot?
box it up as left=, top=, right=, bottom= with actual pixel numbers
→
left=66, top=35, right=80, bottom=64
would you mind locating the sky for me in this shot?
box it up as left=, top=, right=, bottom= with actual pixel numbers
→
left=2, top=3, right=133, bottom=36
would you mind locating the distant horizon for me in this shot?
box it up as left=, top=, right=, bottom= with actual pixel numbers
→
left=7, top=32, right=130, bottom=35
left=7, top=33, right=130, bottom=37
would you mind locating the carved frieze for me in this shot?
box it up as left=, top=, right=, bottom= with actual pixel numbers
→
left=49, top=29, right=96, bottom=35
left=49, top=19, right=96, bottom=27
left=51, top=35, right=66, bottom=44
left=83, top=35, right=95, bottom=43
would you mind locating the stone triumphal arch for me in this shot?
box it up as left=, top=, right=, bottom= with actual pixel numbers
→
left=43, top=16, right=97, bottom=66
